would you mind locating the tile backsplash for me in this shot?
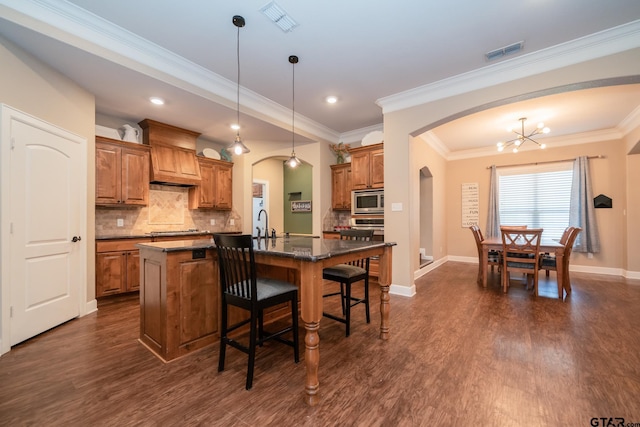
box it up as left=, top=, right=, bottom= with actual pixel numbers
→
left=322, top=209, right=351, bottom=231
left=96, top=184, right=241, bottom=237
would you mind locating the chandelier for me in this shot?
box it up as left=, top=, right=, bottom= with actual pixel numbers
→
left=497, top=117, right=550, bottom=153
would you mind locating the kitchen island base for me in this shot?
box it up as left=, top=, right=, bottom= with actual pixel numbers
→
left=138, top=245, right=218, bottom=362
left=137, top=237, right=394, bottom=405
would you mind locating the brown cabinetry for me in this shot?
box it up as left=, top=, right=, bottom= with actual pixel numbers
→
left=188, top=157, right=233, bottom=210
left=96, top=235, right=214, bottom=298
left=139, top=119, right=202, bottom=186
left=96, top=238, right=150, bottom=297
left=331, top=163, right=352, bottom=210
left=350, top=143, right=383, bottom=190
left=139, top=246, right=219, bottom=361
left=95, top=137, right=150, bottom=206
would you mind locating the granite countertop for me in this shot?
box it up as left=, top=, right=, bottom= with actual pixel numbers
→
left=96, top=231, right=214, bottom=240
left=136, top=235, right=395, bottom=262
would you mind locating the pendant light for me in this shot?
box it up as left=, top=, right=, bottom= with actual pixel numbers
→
left=286, top=55, right=301, bottom=168
left=228, top=15, right=250, bottom=155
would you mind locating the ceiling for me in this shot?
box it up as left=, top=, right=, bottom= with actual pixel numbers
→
left=1, top=1, right=639, bottom=155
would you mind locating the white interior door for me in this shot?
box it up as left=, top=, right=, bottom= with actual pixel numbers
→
left=5, top=108, right=84, bottom=346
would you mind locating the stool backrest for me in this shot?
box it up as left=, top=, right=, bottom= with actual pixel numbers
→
left=214, top=234, right=256, bottom=302
left=340, top=229, right=374, bottom=269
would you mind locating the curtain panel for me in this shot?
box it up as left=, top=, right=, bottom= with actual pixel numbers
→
left=570, top=156, right=600, bottom=253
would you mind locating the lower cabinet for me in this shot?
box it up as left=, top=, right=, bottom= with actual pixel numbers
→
left=139, top=247, right=219, bottom=361
left=96, top=238, right=150, bottom=297
left=96, top=235, right=213, bottom=298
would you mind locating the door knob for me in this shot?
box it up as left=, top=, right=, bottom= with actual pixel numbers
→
left=72, top=236, right=82, bottom=242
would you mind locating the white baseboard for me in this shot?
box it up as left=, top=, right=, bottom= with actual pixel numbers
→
left=85, top=299, right=98, bottom=316
left=444, top=256, right=640, bottom=279
left=389, top=283, right=416, bottom=297
left=447, top=255, right=477, bottom=264
left=414, top=256, right=449, bottom=280
left=625, top=271, right=640, bottom=280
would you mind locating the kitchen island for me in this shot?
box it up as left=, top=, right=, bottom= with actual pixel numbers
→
left=137, top=236, right=395, bottom=406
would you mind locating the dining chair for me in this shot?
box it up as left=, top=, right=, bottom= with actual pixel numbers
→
left=322, top=229, right=373, bottom=337
left=500, top=227, right=543, bottom=296
left=542, top=226, right=574, bottom=277
left=541, top=227, right=581, bottom=292
left=469, top=225, right=500, bottom=284
left=213, top=233, right=299, bottom=390
left=500, top=225, right=529, bottom=278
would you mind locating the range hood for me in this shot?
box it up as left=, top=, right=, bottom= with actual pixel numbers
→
left=139, top=119, right=202, bottom=186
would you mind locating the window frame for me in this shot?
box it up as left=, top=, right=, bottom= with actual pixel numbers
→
left=497, top=161, right=573, bottom=241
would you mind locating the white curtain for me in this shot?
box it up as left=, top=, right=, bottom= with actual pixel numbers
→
left=569, top=156, right=600, bottom=253
left=486, top=165, right=501, bottom=238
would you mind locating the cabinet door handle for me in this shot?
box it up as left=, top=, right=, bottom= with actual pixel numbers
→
left=71, top=236, right=82, bottom=242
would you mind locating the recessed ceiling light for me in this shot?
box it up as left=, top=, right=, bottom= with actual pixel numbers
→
left=230, top=124, right=240, bottom=131
left=149, top=97, right=165, bottom=105
left=326, top=96, right=338, bottom=104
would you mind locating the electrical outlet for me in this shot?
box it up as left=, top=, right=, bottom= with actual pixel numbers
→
left=117, top=218, right=124, bottom=227
left=229, top=219, right=235, bottom=226
left=210, top=219, right=216, bottom=225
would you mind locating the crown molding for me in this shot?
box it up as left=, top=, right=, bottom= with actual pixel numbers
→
left=418, top=131, right=450, bottom=159
left=618, top=104, right=640, bottom=136
left=443, top=128, right=624, bottom=161
left=377, top=20, right=640, bottom=114
left=0, top=0, right=339, bottom=142
left=339, top=123, right=383, bottom=145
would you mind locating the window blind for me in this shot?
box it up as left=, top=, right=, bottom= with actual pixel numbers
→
left=498, top=162, right=573, bottom=241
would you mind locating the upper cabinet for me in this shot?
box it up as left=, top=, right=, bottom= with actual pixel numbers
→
left=139, top=119, right=202, bottom=186
left=96, top=136, right=150, bottom=206
left=350, top=143, right=383, bottom=190
left=188, top=157, right=233, bottom=210
left=331, top=163, right=351, bottom=210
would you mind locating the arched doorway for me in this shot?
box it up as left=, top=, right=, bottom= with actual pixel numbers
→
left=419, top=166, right=433, bottom=267
left=252, top=157, right=312, bottom=236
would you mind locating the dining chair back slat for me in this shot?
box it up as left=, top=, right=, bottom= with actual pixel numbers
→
left=542, top=226, right=574, bottom=278
left=469, top=225, right=500, bottom=285
left=541, top=227, right=582, bottom=296
left=500, top=227, right=543, bottom=296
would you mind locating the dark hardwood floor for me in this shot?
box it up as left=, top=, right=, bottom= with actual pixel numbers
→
left=1, top=263, right=640, bottom=426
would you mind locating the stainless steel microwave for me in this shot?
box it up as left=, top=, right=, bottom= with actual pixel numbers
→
left=352, top=189, right=384, bottom=215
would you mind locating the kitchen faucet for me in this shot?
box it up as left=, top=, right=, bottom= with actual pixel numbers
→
left=258, top=209, right=269, bottom=239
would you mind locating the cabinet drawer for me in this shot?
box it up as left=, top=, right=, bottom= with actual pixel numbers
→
left=96, top=238, right=151, bottom=253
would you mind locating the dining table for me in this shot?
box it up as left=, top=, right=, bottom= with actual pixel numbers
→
left=480, top=236, right=568, bottom=299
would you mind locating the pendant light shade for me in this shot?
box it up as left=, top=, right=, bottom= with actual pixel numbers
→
left=228, top=15, right=250, bottom=155
left=286, top=55, right=301, bottom=168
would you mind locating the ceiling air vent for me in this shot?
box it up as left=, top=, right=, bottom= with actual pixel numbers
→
left=260, top=1, right=298, bottom=33
left=485, top=41, right=524, bottom=62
